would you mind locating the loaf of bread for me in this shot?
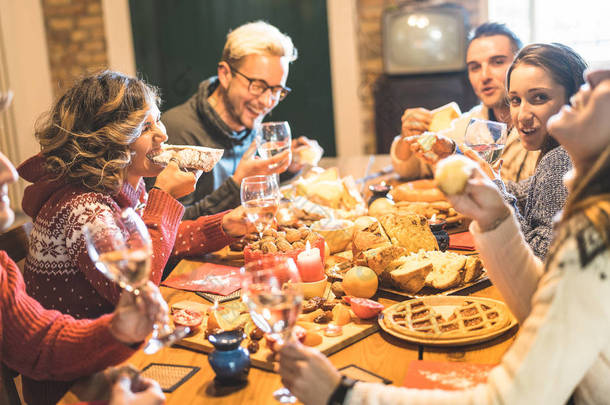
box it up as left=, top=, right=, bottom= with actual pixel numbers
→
left=352, top=217, right=390, bottom=257
left=150, top=145, right=224, bottom=172
left=361, top=244, right=407, bottom=277
left=463, top=255, right=484, bottom=283
left=422, top=251, right=467, bottom=290
left=390, top=260, right=433, bottom=294
left=378, top=213, right=438, bottom=253
left=391, top=179, right=447, bottom=203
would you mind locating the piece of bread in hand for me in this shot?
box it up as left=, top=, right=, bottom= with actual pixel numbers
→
left=149, top=145, right=224, bottom=172
left=434, top=155, right=478, bottom=195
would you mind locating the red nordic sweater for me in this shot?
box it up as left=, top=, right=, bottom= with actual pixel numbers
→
left=0, top=250, right=135, bottom=390
left=17, top=154, right=234, bottom=404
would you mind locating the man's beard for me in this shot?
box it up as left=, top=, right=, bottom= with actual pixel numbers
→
left=219, top=86, right=247, bottom=129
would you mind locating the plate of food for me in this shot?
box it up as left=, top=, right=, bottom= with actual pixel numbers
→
left=379, top=296, right=517, bottom=346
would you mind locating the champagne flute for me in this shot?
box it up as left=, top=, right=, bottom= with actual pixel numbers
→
left=464, top=118, right=508, bottom=164
left=240, top=175, right=280, bottom=239
left=241, top=256, right=303, bottom=404
left=83, top=207, right=189, bottom=354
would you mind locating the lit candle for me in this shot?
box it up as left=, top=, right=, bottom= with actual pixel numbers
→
left=296, top=241, right=325, bottom=282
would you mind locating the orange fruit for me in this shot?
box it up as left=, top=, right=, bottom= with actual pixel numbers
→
left=341, top=266, right=378, bottom=298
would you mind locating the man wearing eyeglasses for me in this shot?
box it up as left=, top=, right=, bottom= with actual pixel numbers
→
left=161, top=21, right=321, bottom=219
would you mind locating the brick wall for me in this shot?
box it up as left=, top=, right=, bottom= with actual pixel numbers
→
left=356, top=0, right=482, bottom=153
left=41, top=0, right=108, bottom=96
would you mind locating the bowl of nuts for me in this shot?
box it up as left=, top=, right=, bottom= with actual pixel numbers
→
left=243, top=226, right=326, bottom=268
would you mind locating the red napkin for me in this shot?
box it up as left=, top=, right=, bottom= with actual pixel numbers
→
left=449, top=231, right=475, bottom=251
left=162, top=263, right=241, bottom=296
left=403, top=360, right=495, bottom=390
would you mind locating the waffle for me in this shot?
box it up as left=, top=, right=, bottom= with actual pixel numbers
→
left=382, top=297, right=510, bottom=340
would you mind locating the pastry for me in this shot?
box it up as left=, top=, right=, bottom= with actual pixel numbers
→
left=434, top=155, right=478, bottom=195
left=382, top=297, right=510, bottom=339
left=422, top=250, right=467, bottom=290
left=149, top=144, right=224, bottom=171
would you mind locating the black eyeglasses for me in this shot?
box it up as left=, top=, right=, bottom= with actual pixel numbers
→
left=228, top=64, right=291, bottom=101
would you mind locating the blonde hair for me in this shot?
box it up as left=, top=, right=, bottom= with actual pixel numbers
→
left=35, top=70, right=160, bottom=193
left=221, top=21, right=298, bottom=67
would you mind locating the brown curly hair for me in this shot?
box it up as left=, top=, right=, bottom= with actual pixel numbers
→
left=35, top=70, right=160, bottom=193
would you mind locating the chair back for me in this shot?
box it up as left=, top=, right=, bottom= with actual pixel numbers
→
left=0, top=221, right=32, bottom=267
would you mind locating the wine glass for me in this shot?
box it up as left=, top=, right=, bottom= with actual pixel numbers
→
left=83, top=207, right=190, bottom=354
left=240, top=175, right=280, bottom=239
left=256, top=121, right=292, bottom=167
left=241, top=256, right=303, bottom=403
left=463, top=118, right=508, bottom=164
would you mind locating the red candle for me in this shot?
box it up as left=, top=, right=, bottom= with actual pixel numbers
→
left=296, top=241, right=325, bottom=282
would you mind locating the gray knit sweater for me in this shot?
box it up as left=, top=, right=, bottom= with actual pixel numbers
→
left=494, top=146, right=572, bottom=259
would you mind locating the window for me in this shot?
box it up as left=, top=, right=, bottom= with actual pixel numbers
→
left=488, top=0, right=610, bottom=67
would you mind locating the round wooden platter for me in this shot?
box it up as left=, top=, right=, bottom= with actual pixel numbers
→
left=378, top=296, right=518, bottom=347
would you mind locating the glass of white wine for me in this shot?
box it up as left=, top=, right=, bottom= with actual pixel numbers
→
left=240, top=175, right=280, bottom=239
left=84, top=207, right=189, bottom=354
left=241, top=256, right=303, bottom=403
left=256, top=121, right=292, bottom=164
left=464, top=118, right=508, bottom=164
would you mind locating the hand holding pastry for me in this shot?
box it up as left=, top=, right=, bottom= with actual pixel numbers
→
left=401, top=107, right=432, bottom=137
left=409, top=133, right=456, bottom=165
left=289, top=136, right=323, bottom=172
left=153, top=161, right=198, bottom=199
left=436, top=158, right=511, bottom=232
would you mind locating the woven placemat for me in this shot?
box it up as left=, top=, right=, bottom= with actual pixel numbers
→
left=140, top=363, right=199, bottom=393
left=196, top=289, right=241, bottom=303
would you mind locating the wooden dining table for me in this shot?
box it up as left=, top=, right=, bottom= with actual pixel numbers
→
left=60, top=155, right=518, bottom=404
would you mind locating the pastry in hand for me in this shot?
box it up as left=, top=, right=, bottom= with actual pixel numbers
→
left=434, top=155, right=478, bottom=195
left=149, top=144, right=224, bottom=171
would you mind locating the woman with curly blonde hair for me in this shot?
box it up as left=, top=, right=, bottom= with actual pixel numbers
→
left=17, top=70, right=250, bottom=404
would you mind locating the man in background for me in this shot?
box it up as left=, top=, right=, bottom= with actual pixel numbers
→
left=162, top=21, right=321, bottom=219
left=392, top=22, right=538, bottom=182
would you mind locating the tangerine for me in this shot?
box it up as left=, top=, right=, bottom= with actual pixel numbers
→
left=341, top=266, right=378, bottom=298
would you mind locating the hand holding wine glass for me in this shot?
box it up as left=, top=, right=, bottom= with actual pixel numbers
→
left=464, top=118, right=508, bottom=164
left=241, top=256, right=303, bottom=403
left=240, top=175, right=280, bottom=239
left=84, top=207, right=189, bottom=354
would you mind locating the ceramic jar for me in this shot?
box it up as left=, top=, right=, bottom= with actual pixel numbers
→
left=208, top=330, right=250, bottom=383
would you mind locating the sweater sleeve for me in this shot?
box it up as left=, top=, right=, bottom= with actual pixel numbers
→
left=171, top=210, right=233, bottom=258
left=470, top=213, right=543, bottom=323
left=182, top=177, right=241, bottom=219
left=0, top=252, right=134, bottom=381
left=140, top=189, right=185, bottom=285
left=346, top=226, right=610, bottom=404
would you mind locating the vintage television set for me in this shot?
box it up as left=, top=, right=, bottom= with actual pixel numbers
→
left=382, top=3, right=468, bottom=74
left=375, top=3, right=478, bottom=153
